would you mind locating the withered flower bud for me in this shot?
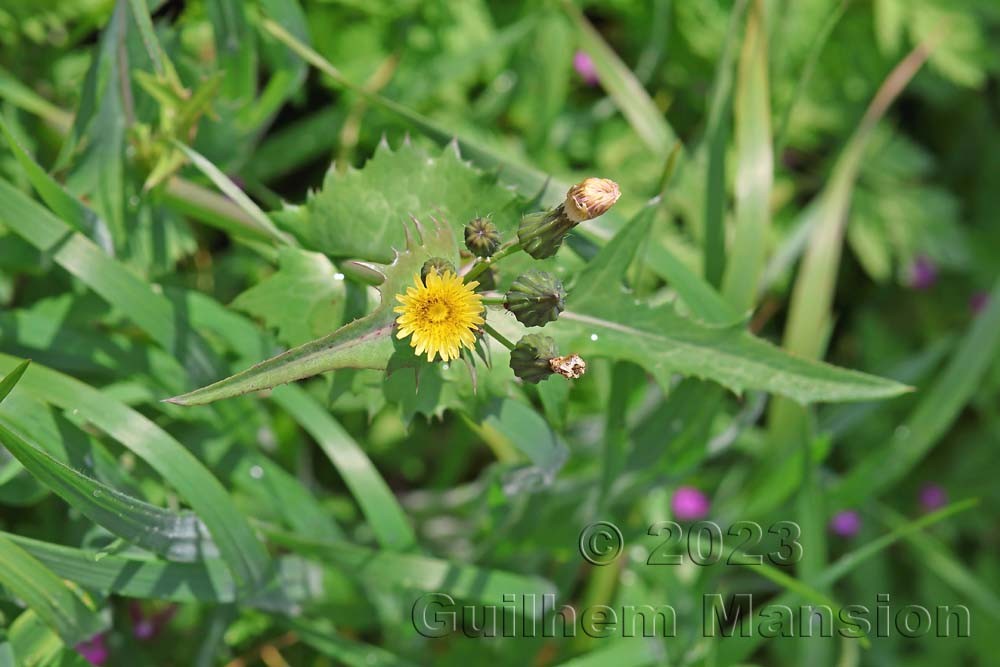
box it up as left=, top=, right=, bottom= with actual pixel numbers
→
left=549, top=354, right=586, bottom=379
left=420, top=257, right=456, bottom=281
left=509, top=334, right=559, bottom=384
left=464, top=217, right=502, bottom=258
left=505, top=270, right=566, bottom=327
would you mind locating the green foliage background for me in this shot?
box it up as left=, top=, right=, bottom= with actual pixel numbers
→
left=0, top=0, right=998, bottom=665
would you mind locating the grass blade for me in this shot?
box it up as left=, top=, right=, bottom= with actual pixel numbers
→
left=173, top=141, right=292, bottom=245
left=560, top=0, right=679, bottom=155
left=720, top=0, right=773, bottom=312
left=831, top=277, right=1000, bottom=504
left=0, top=534, right=104, bottom=645
left=0, top=417, right=215, bottom=562
left=271, top=385, right=416, bottom=551
left=0, top=354, right=271, bottom=597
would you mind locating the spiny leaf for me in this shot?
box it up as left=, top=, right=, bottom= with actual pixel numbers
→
left=288, top=140, right=525, bottom=262
left=549, top=209, right=911, bottom=404
left=232, top=246, right=348, bottom=347
left=168, top=217, right=459, bottom=406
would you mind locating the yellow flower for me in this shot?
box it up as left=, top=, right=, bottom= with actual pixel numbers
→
left=394, top=271, right=485, bottom=362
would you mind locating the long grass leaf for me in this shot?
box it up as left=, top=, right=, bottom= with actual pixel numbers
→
left=0, top=355, right=271, bottom=596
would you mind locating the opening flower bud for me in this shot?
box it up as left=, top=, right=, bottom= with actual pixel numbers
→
left=464, top=217, right=502, bottom=257
left=420, top=257, right=456, bottom=282
left=505, top=270, right=566, bottom=327
left=564, top=178, right=621, bottom=223
left=509, top=333, right=559, bottom=384
left=517, top=177, right=621, bottom=259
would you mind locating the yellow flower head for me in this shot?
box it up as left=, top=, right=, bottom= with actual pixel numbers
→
left=394, top=270, right=484, bottom=362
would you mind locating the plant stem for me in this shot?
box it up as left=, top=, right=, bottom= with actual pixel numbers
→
left=483, top=323, right=515, bottom=350
left=479, top=294, right=506, bottom=306
left=464, top=242, right=523, bottom=283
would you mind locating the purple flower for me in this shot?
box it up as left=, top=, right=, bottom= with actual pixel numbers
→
left=829, top=510, right=861, bottom=538
left=76, top=634, right=108, bottom=665
left=970, top=291, right=989, bottom=315
left=908, top=255, right=938, bottom=290
left=129, top=601, right=177, bottom=641
left=573, top=51, right=599, bottom=86
left=919, top=484, right=947, bottom=512
left=671, top=486, right=710, bottom=521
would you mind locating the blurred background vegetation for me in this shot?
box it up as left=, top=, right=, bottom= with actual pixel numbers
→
left=0, top=0, right=998, bottom=665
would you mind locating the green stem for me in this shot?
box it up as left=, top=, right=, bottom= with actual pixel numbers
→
left=464, top=242, right=523, bottom=283
left=483, top=323, right=515, bottom=350
left=479, top=294, right=506, bottom=306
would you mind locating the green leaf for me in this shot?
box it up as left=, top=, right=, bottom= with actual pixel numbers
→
left=291, top=140, right=524, bottom=262
left=553, top=641, right=663, bottom=667
left=721, top=0, right=773, bottom=312
left=0, top=535, right=103, bottom=645
left=0, top=117, right=113, bottom=253
left=285, top=620, right=418, bottom=667
left=561, top=0, right=679, bottom=156
left=264, top=530, right=557, bottom=611
left=0, top=359, right=29, bottom=404
left=831, top=277, right=1000, bottom=505
left=167, top=217, right=459, bottom=406
left=271, top=385, right=416, bottom=551
left=232, top=247, right=347, bottom=347
left=701, top=0, right=748, bottom=287
left=715, top=500, right=978, bottom=666
left=0, top=177, right=221, bottom=386
left=0, top=355, right=271, bottom=597
left=4, top=531, right=307, bottom=613
left=0, top=417, right=215, bottom=562
left=549, top=208, right=910, bottom=404
left=173, top=141, right=291, bottom=245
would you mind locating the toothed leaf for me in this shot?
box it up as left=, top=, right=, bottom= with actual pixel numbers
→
left=548, top=210, right=912, bottom=405
left=167, top=220, right=459, bottom=406
left=286, top=141, right=526, bottom=262
left=231, top=246, right=348, bottom=347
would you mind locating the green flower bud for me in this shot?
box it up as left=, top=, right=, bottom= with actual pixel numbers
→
left=505, top=270, right=566, bottom=327
left=517, top=209, right=573, bottom=260
left=421, top=257, right=456, bottom=282
left=464, top=217, right=502, bottom=257
left=509, top=333, right=559, bottom=384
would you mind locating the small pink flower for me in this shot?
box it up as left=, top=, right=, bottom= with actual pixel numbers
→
left=908, top=255, right=938, bottom=290
left=573, top=51, right=599, bottom=86
left=919, top=484, right=947, bottom=512
left=76, top=634, right=108, bottom=665
left=671, top=486, right=710, bottom=521
left=970, top=291, right=989, bottom=315
left=129, top=601, right=178, bottom=640
left=829, top=510, right=861, bottom=538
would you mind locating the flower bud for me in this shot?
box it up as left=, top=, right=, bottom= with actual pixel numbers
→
left=509, top=334, right=559, bottom=383
left=421, top=257, right=456, bottom=282
left=549, top=353, right=586, bottom=379
left=505, top=270, right=566, bottom=327
left=564, top=178, right=621, bottom=223
left=517, top=209, right=572, bottom=260
left=517, top=177, right=621, bottom=259
left=464, top=217, right=502, bottom=258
